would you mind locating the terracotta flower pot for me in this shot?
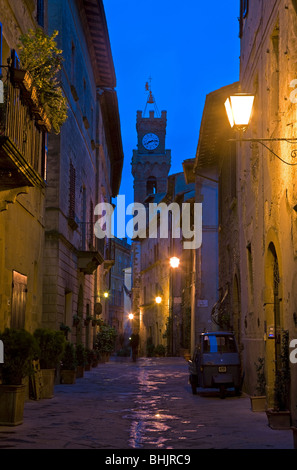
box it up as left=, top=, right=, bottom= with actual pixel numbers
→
left=60, top=370, right=76, bottom=384
left=40, top=369, right=55, bottom=399
left=0, top=384, right=26, bottom=426
left=266, top=409, right=291, bottom=430
left=250, top=396, right=266, bottom=412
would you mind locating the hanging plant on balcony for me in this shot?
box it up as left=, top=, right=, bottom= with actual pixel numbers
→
left=17, top=29, right=68, bottom=134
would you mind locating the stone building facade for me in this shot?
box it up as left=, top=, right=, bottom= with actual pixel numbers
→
left=193, top=0, right=297, bottom=423
left=134, top=171, right=195, bottom=357
left=130, top=97, right=198, bottom=356
left=183, top=155, right=220, bottom=355
left=0, top=0, right=49, bottom=334
left=109, top=237, right=131, bottom=348
left=237, top=0, right=297, bottom=420
left=42, top=0, right=123, bottom=349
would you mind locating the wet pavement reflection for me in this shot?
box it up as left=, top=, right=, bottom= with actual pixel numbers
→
left=0, top=357, right=294, bottom=449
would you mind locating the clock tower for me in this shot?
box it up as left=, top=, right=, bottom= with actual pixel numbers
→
left=132, top=85, right=171, bottom=205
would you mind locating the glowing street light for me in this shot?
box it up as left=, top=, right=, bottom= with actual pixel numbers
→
left=170, top=257, right=180, bottom=269
left=128, top=313, right=134, bottom=320
left=103, top=292, right=109, bottom=299
left=224, top=93, right=254, bottom=131
left=224, top=90, right=297, bottom=165
left=155, top=296, right=162, bottom=305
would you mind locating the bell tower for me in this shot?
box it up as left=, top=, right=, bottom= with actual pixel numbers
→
left=132, top=81, right=171, bottom=205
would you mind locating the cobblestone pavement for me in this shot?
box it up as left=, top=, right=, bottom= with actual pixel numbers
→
left=0, top=357, right=294, bottom=450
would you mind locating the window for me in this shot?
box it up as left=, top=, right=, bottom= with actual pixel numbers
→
left=11, top=49, right=20, bottom=69
left=146, top=176, right=157, bottom=195
left=203, top=335, right=237, bottom=353
left=37, top=0, right=44, bottom=27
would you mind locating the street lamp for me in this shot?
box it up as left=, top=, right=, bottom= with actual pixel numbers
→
left=224, top=90, right=297, bottom=166
left=103, top=292, right=109, bottom=299
left=224, top=93, right=254, bottom=132
left=170, top=257, right=180, bottom=269
left=128, top=313, right=134, bottom=320
left=155, top=296, right=162, bottom=305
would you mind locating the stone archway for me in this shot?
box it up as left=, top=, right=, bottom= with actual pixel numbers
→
left=265, top=241, right=283, bottom=407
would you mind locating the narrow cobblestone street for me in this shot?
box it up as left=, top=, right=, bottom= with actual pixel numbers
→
left=0, top=357, right=293, bottom=450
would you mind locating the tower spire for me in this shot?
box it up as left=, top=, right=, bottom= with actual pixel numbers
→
left=144, top=77, right=160, bottom=117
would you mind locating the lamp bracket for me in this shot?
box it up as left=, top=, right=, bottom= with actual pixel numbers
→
left=228, top=138, right=297, bottom=166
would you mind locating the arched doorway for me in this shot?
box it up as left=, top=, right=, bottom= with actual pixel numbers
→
left=265, top=242, right=282, bottom=407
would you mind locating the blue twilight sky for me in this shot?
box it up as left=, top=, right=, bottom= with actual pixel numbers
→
left=103, top=0, right=240, bottom=219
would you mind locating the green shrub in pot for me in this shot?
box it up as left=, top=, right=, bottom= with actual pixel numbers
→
left=34, top=328, right=66, bottom=369
left=0, top=328, right=38, bottom=385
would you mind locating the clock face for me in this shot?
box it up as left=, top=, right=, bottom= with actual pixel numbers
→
left=142, top=133, right=160, bottom=150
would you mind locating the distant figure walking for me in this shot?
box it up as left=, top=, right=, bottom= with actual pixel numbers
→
left=129, top=333, right=140, bottom=362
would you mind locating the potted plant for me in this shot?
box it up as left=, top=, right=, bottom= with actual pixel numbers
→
left=75, top=343, right=87, bottom=378
left=154, top=344, right=166, bottom=357
left=0, top=329, right=38, bottom=426
left=60, top=342, right=77, bottom=384
left=146, top=337, right=155, bottom=358
left=84, top=315, right=93, bottom=327
left=250, top=357, right=267, bottom=412
left=60, top=323, right=71, bottom=340
left=85, top=349, right=96, bottom=371
left=266, top=330, right=291, bottom=429
left=95, top=321, right=117, bottom=362
left=33, top=329, right=66, bottom=399
left=18, top=28, right=68, bottom=134
left=92, top=348, right=101, bottom=367
left=72, top=315, right=80, bottom=327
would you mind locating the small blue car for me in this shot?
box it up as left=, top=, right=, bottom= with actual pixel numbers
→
left=188, top=331, right=242, bottom=398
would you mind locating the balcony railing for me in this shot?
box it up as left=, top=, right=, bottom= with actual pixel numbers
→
left=77, top=222, right=105, bottom=275
left=104, top=239, right=115, bottom=271
left=0, top=68, right=50, bottom=191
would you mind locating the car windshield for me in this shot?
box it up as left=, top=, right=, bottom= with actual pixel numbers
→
left=203, top=335, right=237, bottom=353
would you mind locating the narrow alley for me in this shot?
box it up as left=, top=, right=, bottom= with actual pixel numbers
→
left=0, top=358, right=293, bottom=450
